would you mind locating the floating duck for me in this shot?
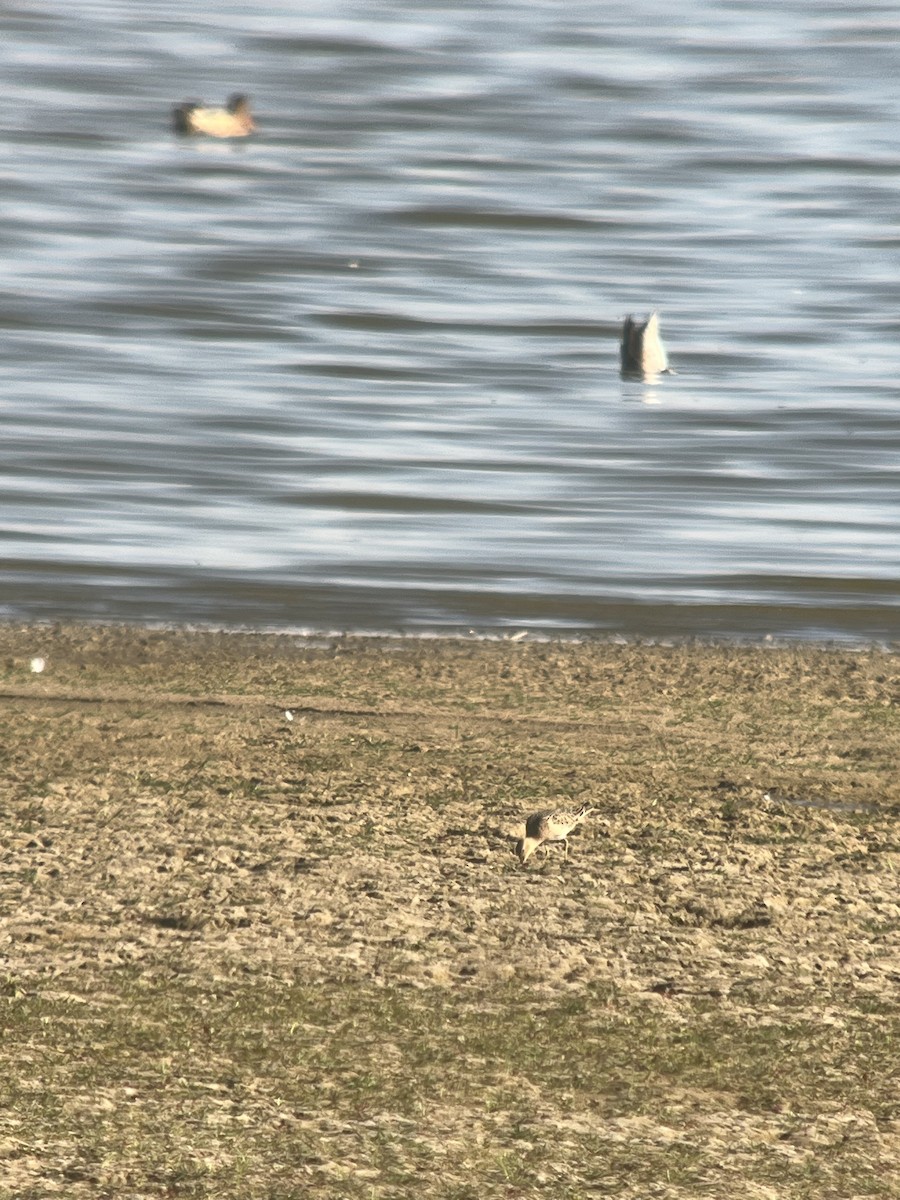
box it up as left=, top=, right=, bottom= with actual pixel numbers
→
left=172, top=93, right=256, bottom=138
left=620, top=311, right=670, bottom=377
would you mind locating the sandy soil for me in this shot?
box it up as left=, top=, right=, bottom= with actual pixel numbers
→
left=0, top=625, right=898, bottom=1198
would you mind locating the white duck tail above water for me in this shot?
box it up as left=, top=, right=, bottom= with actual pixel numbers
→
left=620, top=311, right=670, bottom=377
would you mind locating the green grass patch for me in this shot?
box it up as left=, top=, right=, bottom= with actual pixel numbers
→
left=2, top=975, right=897, bottom=1197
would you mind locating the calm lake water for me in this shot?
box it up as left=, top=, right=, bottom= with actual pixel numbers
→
left=3, top=0, right=900, bottom=641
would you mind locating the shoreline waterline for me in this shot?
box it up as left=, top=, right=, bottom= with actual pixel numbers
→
left=2, top=615, right=899, bottom=655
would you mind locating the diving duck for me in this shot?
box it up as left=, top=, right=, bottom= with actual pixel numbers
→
left=620, top=311, right=670, bottom=377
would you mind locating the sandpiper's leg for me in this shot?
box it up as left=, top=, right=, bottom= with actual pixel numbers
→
left=563, top=837, right=569, bottom=861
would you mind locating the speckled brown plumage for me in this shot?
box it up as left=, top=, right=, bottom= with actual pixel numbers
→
left=517, top=801, right=595, bottom=864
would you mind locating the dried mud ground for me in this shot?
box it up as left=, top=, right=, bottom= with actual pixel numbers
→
left=1, top=625, right=899, bottom=1200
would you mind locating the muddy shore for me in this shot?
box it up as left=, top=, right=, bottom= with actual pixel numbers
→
left=1, top=625, right=898, bottom=1198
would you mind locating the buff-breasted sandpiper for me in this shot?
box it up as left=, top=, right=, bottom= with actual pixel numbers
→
left=517, top=801, right=595, bottom=865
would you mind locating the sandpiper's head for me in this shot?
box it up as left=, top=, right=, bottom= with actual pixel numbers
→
left=620, top=311, right=669, bottom=378
left=517, top=835, right=539, bottom=864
